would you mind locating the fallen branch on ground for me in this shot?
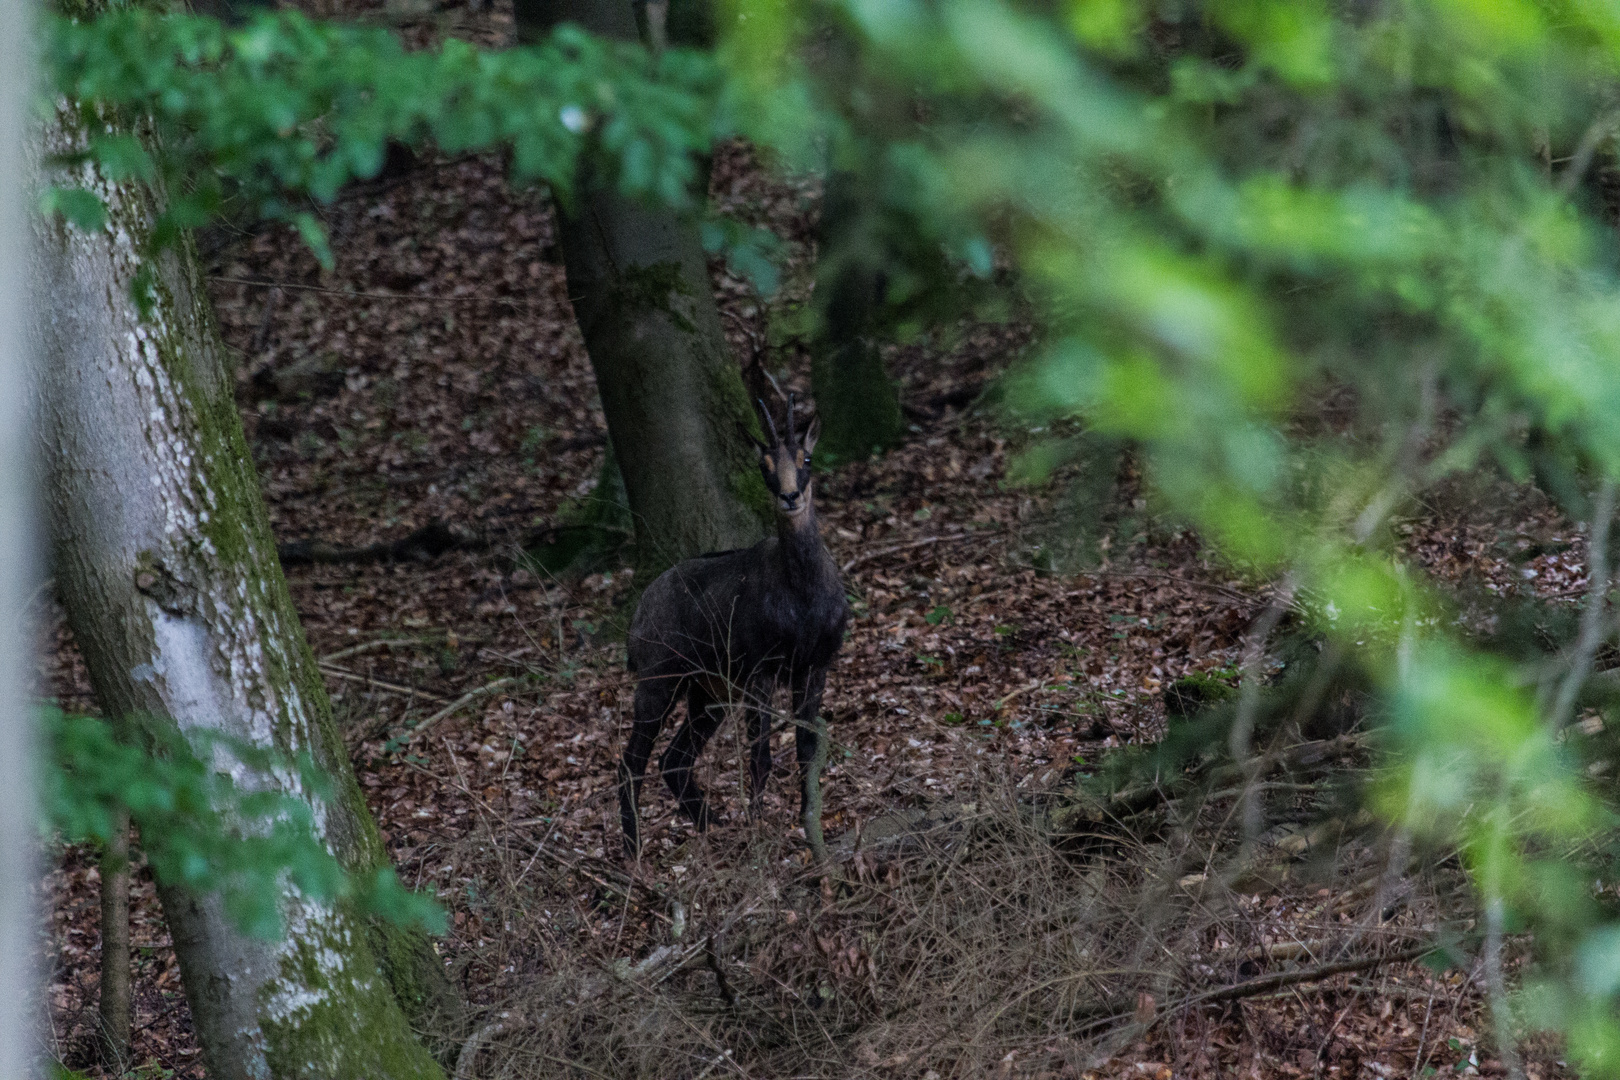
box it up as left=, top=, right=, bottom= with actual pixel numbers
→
left=1075, top=942, right=1434, bottom=1040
left=1060, top=733, right=1370, bottom=829
left=319, top=663, right=450, bottom=704
left=452, top=937, right=708, bottom=1080
left=279, top=517, right=625, bottom=569
left=393, top=675, right=527, bottom=748
left=320, top=633, right=487, bottom=663
left=278, top=520, right=468, bottom=565
left=841, top=530, right=1001, bottom=574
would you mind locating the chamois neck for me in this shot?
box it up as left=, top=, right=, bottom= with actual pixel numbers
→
left=775, top=501, right=827, bottom=581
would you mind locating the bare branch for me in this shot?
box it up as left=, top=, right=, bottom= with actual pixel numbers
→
left=1550, top=479, right=1615, bottom=729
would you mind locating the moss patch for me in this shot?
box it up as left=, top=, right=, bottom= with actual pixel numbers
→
left=259, top=919, right=445, bottom=1080
left=613, top=259, right=695, bottom=333
left=709, top=353, right=775, bottom=532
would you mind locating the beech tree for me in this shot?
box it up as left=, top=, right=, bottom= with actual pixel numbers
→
left=34, top=112, right=457, bottom=1079
left=516, top=0, right=773, bottom=581
left=0, top=0, right=32, bottom=1069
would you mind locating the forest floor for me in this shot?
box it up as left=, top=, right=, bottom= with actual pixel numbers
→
left=35, top=9, right=1600, bottom=1078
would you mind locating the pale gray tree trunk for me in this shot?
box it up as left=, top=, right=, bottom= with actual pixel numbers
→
left=33, top=109, right=454, bottom=1080
left=515, top=0, right=773, bottom=582
left=0, top=0, right=35, bottom=1071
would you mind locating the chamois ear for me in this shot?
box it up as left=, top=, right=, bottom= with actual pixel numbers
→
left=801, top=413, right=821, bottom=455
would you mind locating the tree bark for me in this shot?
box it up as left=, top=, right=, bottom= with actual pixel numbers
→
left=516, top=0, right=772, bottom=582
left=0, top=0, right=35, bottom=1070
left=808, top=170, right=904, bottom=465
left=34, top=108, right=456, bottom=1080
left=97, top=808, right=131, bottom=1072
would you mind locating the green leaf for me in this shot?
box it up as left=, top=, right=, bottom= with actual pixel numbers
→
left=39, top=186, right=106, bottom=230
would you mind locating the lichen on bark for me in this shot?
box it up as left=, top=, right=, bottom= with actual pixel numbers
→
left=35, top=104, right=454, bottom=1080
left=257, top=905, right=443, bottom=1080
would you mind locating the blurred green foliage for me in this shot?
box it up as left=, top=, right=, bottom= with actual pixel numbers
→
left=42, top=0, right=1620, bottom=1067
left=719, top=0, right=1620, bottom=1070
left=40, top=705, right=444, bottom=940
left=41, top=8, right=720, bottom=278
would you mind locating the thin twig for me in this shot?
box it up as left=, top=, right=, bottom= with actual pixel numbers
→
left=1090, top=569, right=1263, bottom=607
left=320, top=638, right=418, bottom=663
left=1410, top=981, right=1439, bottom=1080
left=394, top=675, right=526, bottom=748
left=705, top=935, right=738, bottom=1009
left=214, top=274, right=543, bottom=308
left=319, top=635, right=481, bottom=663
left=453, top=1012, right=622, bottom=1080
left=503, top=819, right=674, bottom=922
left=992, top=680, right=1048, bottom=711
left=1483, top=891, right=1525, bottom=1080
left=1075, top=943, right=1434, bottom=1039
left=841, top=530, right=999, bottom=574
left=1228, top=573, right=1298, bottom=854
left=1558, top=109, right=1620, bottom=196
left=1551, top=479, right=1615, bottom=729
left=319, top=663, right=449, bottom=704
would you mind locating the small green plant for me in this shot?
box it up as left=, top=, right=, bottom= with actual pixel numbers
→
left=41, top=706, right=444, bottom=939
left=520, top=424, right=552, bottom=463
left=925, top=604, right=953, bottom=625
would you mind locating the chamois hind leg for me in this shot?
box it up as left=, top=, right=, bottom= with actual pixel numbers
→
left=742, top=676, right=775, bottom=822
left=791, top=668, right=831, bottom=862
left=620, top=675, right=683, bottom=858
left=660, top=681, right=725, bottom=831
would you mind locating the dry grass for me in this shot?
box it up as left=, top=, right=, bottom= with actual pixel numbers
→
left=431, top=753, right=1493, bottom=1080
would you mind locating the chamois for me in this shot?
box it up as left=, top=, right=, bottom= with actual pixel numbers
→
left=619, top=396, right=849, bottom=860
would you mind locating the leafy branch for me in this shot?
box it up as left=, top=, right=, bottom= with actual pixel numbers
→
left=40, top=705, right=443, bottom=939
left=41, top=9, right=721, bottom=267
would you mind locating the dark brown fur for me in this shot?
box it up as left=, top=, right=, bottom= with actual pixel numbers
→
left=619, top=402, right=849, bottom=858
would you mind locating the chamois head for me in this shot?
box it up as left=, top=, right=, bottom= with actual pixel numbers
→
left=744, top=394, right=820, bottom=517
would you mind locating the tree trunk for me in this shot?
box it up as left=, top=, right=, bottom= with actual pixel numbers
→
left=34, top=109, right=456, bottom=1080
left=809, top=170, right=905, bottom=465
left=97, top=808, right=131, bottom=1072
left=515, top=0, right=771, bottom=582
left=0, top=0, right=35, bottom=1069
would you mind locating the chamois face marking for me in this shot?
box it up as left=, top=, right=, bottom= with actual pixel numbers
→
left=750, top=407, right=820, bottom=518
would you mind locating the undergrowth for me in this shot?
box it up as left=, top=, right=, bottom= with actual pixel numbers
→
left=435, top=755, right=1489, bottom=1080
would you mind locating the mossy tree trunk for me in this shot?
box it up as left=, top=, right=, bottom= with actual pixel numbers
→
left=515, top=0, right=771, bottom=582
left=808, top=170, right=904, bottom=465
left=34, top=110, right=457, bottom=1080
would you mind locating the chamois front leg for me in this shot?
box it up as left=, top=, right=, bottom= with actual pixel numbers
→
left=791, top=668, right=831, bottom=862
left=742, top=676, right=774, bottom=822
left=621, top=676, right=683, bottom=858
